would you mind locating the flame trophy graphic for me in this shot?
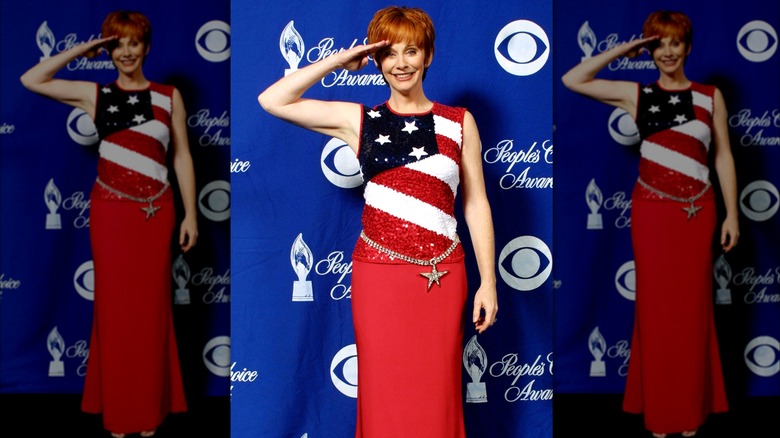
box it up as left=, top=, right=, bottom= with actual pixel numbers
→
left=44, top=178, right=62, bottom=230
left=463, top=335, right=488, bottom=403
left=47, top=326, right=66, bottom=376
left=37, top=21, right=55, bottom=61
left=291, top=233, right=313, bottom=302
left=713, top=254, right=733, bottom=305
left=578, top=21, right=597, bottom=61
left=586, top=178, right=604, bottom=230
left=280, top=21, right=304, bottom=76
left=588, top=326, right=607, bottom=377
left=172, top=254, right=192, bottom=305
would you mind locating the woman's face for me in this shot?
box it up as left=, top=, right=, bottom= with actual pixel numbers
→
left=377, top=41, right=428, bottom=94
left=110, top=35, right=148, bottom=76
left=651, top=35, right=690, bottom=76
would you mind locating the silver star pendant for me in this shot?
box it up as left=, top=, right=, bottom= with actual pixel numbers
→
left=682, top=202, right=701, bottom=220
left=420, top=264, right=448, bottom=291
left=141, top=201, right=160, bottom=220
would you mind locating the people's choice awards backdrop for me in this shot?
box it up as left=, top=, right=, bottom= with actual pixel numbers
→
left=554, top=0, right=780, bottom=398
left=0, top=0, right=230, bottom=397
left=230, top=0, right=553, bottom=437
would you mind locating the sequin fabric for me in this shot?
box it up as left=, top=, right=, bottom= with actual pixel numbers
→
left=93, top=82, right=173, bottom=200
left=354, top=102, right=467, bottom=264
left=635, top=82, right=715, bottom=200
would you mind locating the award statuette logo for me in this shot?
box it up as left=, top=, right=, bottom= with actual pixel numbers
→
left=713, top=254, right=733, bottom=305
left=280, top=21, right=304, bottom=76
left=47, top=326, right=66, bottom=376
left=291, top=233, right=313, bottom=302
left=463, top=335, right=488, bottom=403
left=44, top=178, right=62, bottom=230
left=588, top=326, right=607, bottom=377
left=172, top=254, right=192, bottom=305
left=578, top=21, right=596, bottom=61
left=586, top=178, right=603, bottom=230
left=37, top=21, right=55, bottom=61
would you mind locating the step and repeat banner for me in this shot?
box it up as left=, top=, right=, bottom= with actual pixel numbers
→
left=231, top=0, right=552, bottom=437
left=553, top=0, right=780, bottom=397
left=0, top=0, right=230, bottom=398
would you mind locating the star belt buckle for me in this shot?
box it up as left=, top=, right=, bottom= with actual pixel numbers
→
left=141, top=200, right=160, bottom=220
left=421, top=262, right=448, bottom=291
left=683, top=202, right=701, bottom=220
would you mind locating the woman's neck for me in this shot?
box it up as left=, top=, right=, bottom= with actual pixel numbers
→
left=656, top=71, right=691, bottom=90
left=116, top=72, right=150, bottom=90
left=387, top=90, right=433, bottom=114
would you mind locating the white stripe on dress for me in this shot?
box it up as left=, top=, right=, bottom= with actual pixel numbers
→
left=670, top=119, right=712, bottom=151
left=99, top=140, right=169, bottom=183
left=129, top=119, right=170, bottom=151
left=151, top=90, right=172, bottom=114
left=405, top=154, right=460, bottom=195
left=692, top=90, right=712, bottom=114
left=641, top=139, right=710, bottom=183
left=433, top=114, right=462, bottom=147
left=364, top=182, right=457, bottom=238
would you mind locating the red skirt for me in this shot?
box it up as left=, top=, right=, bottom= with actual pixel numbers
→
left=623, top=193, right=728, bottom=433
left=351, top=259, right=467, bottom=438
left=82, top=192, right=187, bottom=433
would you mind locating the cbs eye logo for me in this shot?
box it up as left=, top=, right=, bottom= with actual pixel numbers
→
left=330, top=344, right=358, bottom=398
left=198, top=180, right=231, bottom=222
left=73, top=260, right=95, bottom=301
left=494, top=20, right=550, bottom=76
left=607, top=108, right=640, bottom=146
left=737, top=20, right=777, bottom=63
left=196, top=20, right=231, bottom=63
left=321, top=138, right=362, bottom=189
left=744, top=336, right=780, bottom=377
left=498, top=235, right=552, bottom=291
left=67, top=108, right=99, bottom=146
left=203, top=335, right=231, bottom=377
left=614, top=260, right=636, bottom=301
left=739, top=180, right=779, bottom=222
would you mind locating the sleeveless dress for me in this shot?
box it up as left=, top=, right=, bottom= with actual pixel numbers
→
left=81, top=81, right=187, bottom=434
left=351, top=102, right=468, bottom=438
left=622, top=81, right=728, bottom=433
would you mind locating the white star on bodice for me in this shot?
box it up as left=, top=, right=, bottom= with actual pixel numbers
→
left=367, top=110, right=381, bottom=118
left=643, top=86, right=653, bottom=94
left=668, top=95, right=681, bottom=105
left=409, top=146, right=428, bottom=160
left=674, top=114, right=688, bottom=124
left=127, top=95, right=140, bottom=105
left=648, top=105, right=661, bottom=113
left=375, top=134, right=391, bottom=145
left=101, top=87, right=112, bottom=94
left=402, top=121, right=419, bottom=134
left=132, top=114, right=146, bottom=124
left=107, top=105, right=119, bottom=114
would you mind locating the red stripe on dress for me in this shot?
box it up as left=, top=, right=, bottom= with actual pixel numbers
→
left=361, top=206, right=461, bottom=260
left=104, top=129, right=167, bottom=164
left=645, top=129, right=707, bottom=163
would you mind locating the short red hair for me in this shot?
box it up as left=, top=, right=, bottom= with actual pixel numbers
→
left=642, top=10, right=693, bottom=51
left=367, top=6, right=435, bottom=66
left=101, top=11, right=152, bottom=52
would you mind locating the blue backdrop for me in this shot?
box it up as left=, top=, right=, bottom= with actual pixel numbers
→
left=230, top=1, right=553, bottom=437
left=0, top=0, right=230, bottom=398
left=553, top=0, right=780, bottom=398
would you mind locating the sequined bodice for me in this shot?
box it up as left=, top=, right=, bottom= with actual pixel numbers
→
left=353, top=102, right=466, bottom=263
left=93, top=81, right=173, bottom=199
left=635, top=82, right=715, bottom=199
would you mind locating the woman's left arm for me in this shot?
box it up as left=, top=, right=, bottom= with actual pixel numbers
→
left=171, top=87, right=198, bottom=252
left=712, top=88, right=739, bottom=252
left=460, top=111, right=498, bottom=334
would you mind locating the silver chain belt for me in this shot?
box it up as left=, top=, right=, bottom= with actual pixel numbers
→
left=637, top=176, right=710, bottom=220
left=96, top=177, right=169, bottom=220
left=360, top=230, right=459, bottom=291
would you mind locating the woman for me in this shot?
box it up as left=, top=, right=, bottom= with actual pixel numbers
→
left=258, top=6, right=497, bottom=437
left=21, top=11, right=198, bottom=438
left=562, top=10, right=738, bottom=438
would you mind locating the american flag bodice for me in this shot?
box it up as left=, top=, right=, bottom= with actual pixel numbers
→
left=635, top=81, right=715, bottom=199
left=354, top=102, right=466, bottom=263
left=93, top=81, right=173, bottom=199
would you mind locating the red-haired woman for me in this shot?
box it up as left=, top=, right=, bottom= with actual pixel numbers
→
left=259, top=6, right=497, bottom=437
left=562, top=10, right=738, bottom=438
left=21, top=10, right=197, bottom=438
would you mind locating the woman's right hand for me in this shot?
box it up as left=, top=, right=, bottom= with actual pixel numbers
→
left=617, top=35, right=658, bottom=59
left=79, top=36, right=117, bottom=59
left=334, top=40, right=390, bottom=71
